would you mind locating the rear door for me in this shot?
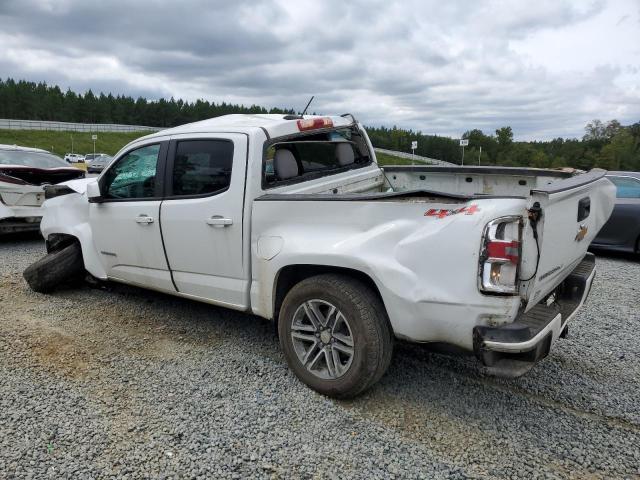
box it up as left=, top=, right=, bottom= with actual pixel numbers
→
left=522, top=170, right=616, bottom=310
left=160, top=134, right=249, bottom=309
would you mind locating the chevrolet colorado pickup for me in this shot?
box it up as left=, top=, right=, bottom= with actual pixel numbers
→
left=26, top=114, right=615, bottom=398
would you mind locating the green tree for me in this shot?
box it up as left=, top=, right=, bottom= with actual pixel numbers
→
left=495, top=126, right=513, bottom=147
left=604, top=119, right=622, bottom=139
left=598, top=130, right=639, bottom=170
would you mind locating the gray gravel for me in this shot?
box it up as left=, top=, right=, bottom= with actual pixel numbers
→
left=1, top=235, right=639, bottom=479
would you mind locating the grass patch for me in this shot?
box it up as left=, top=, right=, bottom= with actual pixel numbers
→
left=0, top=130, right=151, bottom=157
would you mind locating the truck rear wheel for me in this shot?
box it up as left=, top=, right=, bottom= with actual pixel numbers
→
left=23, top=242, right=85, bottom=293
left=278, top=274, right=393, bottom=398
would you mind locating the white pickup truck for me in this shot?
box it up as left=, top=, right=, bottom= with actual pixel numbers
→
left=26, top=114, right=615, bottom=398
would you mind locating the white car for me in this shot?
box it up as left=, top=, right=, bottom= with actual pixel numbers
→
left=0, top=144, right=85, bottom=234
left=64, top=153, right=85, bottom=163
left=30, top=114, right=615, bottom=397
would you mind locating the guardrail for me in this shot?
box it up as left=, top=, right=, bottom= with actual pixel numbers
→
left=0, top=118, right=163, bottom=133
left=374, top=148, right=455, bottom=166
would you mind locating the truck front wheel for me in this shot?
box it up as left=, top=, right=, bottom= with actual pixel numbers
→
left=23, top=241, right=85, bottom=293
left=278, top=274, right=393, bottom=398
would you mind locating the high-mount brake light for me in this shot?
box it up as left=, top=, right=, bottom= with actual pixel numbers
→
left=296, top=117, right=334, bottom=131
left=479, top=216, right=522, bottom=294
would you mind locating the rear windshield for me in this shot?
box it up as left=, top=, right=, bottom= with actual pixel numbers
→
left=0, top=150, right=69, bottom=168
left=264, top=126, right=372, bottom=188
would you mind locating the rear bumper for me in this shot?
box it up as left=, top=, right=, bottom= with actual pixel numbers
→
left=0, top=204, right=43, bottom=233
left=473, top=253, right=596, bottom=376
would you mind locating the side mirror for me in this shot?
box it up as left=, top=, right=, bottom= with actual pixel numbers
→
left=86, top=181, right=103, bottom=203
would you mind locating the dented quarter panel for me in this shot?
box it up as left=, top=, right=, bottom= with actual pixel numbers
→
left=251, top=197, right=526, bottom=350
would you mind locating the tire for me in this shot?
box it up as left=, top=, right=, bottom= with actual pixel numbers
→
left=23, top=242, right=85, bottom=293
left=278, top=274, right=393, bottom=398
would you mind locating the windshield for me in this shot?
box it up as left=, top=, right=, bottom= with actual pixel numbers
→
left=0, top=150, right=70, bottom=168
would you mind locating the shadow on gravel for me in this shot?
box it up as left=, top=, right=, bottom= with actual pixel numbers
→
left=0, top=231, right=43, bottom=244
left=589, top=247, right=639, bottom=262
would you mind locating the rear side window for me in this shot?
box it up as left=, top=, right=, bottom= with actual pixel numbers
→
left=171, top=140, right=233, bottom=196
left=608, top=176, right=640, bottom=199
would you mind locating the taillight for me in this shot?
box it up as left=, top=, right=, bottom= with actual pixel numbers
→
left=479, top=216, right=522, bottom=294
left=297, top=117, right=334, bottom=131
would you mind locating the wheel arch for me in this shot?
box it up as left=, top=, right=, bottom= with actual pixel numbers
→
left=272, top=264, right=390, bottom=328
left=45, top=232, right=80, bottom=253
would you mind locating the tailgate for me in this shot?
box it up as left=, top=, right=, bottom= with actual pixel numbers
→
left=522, top=169, right=615, bottom=310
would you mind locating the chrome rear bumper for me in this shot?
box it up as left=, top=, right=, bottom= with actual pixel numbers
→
left=473, top=253, right=596, bottom=377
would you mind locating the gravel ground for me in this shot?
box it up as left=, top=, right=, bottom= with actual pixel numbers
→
left=0, top=235, right=639, bottom=479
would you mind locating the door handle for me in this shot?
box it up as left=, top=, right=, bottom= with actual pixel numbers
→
left=206, top=216, right=233, bottom=227
left=135, top=214, right=154, bottom=224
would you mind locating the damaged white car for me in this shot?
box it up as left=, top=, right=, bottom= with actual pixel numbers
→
left=26, top=114, right=615, bottom=398
left=0, top=144, right=85, bottom=234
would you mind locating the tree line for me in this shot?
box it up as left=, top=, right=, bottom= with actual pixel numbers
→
left=366, top=121, right=640, bottom=171
left=1, top=78, right=638, bottom=171
left=0, top=78, right=295, bottom=127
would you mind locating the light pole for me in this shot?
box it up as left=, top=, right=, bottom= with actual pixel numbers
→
left=478, top=145, right=482, bottom=166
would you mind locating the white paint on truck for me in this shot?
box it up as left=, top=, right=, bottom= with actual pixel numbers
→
left=38, top=113, right=616, bottom=396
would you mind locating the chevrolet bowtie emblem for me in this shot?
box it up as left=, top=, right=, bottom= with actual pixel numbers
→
left=575, top=224, right=588, bottom=242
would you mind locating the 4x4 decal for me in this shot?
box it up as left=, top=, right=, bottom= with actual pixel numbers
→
left=424, top=204, right=480, bottom=219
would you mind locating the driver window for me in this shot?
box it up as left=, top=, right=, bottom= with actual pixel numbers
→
left=102, top=144, right=160, bottom=200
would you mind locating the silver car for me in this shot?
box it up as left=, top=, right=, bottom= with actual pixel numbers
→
left=86, top=154, right=113, bottom=173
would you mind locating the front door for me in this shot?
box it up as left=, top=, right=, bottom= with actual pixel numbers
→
left=90, top=142, right=174, bottom=292
left=160, top=134, right=248, bottom=308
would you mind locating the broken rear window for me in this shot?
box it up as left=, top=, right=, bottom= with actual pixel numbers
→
left=264, top=127, right=372, bottom=187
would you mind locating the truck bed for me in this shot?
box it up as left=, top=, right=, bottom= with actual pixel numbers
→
left=382, top=165, right=574, bottom=197
left=265, top=164, right=578, bottom=200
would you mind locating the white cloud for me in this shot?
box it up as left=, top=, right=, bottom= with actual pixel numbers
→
left=0, top=0, right=638, bottom=139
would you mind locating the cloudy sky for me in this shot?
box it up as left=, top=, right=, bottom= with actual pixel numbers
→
left=1, top=0, right=638, bottom=140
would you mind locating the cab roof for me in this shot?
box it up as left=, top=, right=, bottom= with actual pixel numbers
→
left=141, top=114, right=355, bottom=141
